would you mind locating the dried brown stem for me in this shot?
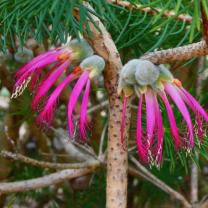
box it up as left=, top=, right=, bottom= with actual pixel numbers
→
left=130, top=157, right=192, bottom=208
left=0, top=167, right=97, bottom=194
left=107, top=0, right=192, bottom=23
left=141, top=40, right=208, bottom=64
left=0, top=150, right=100, bottom=170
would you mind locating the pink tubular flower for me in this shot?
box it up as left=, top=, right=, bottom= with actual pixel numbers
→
left=11, top=39, right=94, bottom=99
left=12, top=41, right=105, bottom=140
left=119, top=60, right=208, bottom=166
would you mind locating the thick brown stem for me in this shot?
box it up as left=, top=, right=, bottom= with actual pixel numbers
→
left=83, top=3, right=131, bottom=208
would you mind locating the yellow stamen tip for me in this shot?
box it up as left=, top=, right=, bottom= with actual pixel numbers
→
left=173, top=79, right=182, bottom=87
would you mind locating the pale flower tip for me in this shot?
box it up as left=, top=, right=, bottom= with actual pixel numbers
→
left=80, top=55, right=105, bottom=78
left=68, top=39, right=94, bottom=63
left=117, top=84, right=134, bottom=97
left=117, top=86, right=122, bottom=96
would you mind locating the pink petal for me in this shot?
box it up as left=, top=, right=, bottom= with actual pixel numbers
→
left=67, top=71, right=89, bottom=137
left=145, top=90, right=156, bottom=150
left=178, top=88, right=208, bottom=142
left=179, top=88, right=208, bottom=123
left=80, top=79, right=91, bottom=140
left=36, top=73, right=75, bottom=125
left=154, top=95, right=164, bottom=164
left=196, top=116, right=204, bottom=141
left=121, top=96, right=127, bottom=147
left=14, top=50, right=61, bottom=90
left=159, top=92, right=181, bottom=149
left=136, top=95, right=147, bottom=162
left=16, top=49, right=56, bottom=76
left=28, top=67, right=45, bottom=92
left=164, top=83, right=194, bottom=148
left=15, top=48, right=61, bottom=78
left=32, top=60, right=70, bottom=110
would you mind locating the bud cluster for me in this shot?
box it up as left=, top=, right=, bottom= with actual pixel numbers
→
left=67, top=39, right=105, bottom=78
left=118, top=59, right=173, bottom=97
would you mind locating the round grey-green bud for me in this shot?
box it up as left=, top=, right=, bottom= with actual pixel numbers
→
left=14, top=47, right=33, bottom=63
left=158, top=64, right=173, bottom=81
left=68, top=39, right=94, bottom=63
left=135, top=60, right=159, bottom=86
left=80, top=55, right=105, bottom=77
left=120, top=59, right=141, bottom=85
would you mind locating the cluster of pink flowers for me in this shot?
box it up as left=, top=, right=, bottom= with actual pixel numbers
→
left=12, top=39, right=105, bottom=139
left=118, top=59, right=208, bottom=166
left=12, top=39, right=208, bottom=166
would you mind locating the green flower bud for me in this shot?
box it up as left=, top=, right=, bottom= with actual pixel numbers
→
left=80, top=55, right=105, bottom=78
left=120, top=59, right=139, bottom=85
left=135, top=60, right=159, bottom=86
left=158, top=64, right=173, bottom=81
left=68, top=39, right=94, bottom=63
left=14, top=47, right=33, bottom=63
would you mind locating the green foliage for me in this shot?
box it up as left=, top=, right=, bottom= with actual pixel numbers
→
left=64, top=172, right=106, bottom=208
left=1, top=0, right=208, bottom=57
left=0, top=0, right=106, bottom=50
left=1, top=1, right=208, bottom=206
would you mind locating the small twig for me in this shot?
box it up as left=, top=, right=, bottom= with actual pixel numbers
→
left=107, top=0, right=192, bottom=23
left=130, top=104, right=138, bottom=110
left=0, top=150, right=100, bottom=170
left=190, top=57, right=204, bottom=206
left=50, top=127, right=98, bottom=160
left=141, top=40, right=208, bottom=65
left=130, top=156, right=191, bottom=208
left=98, top=122, right=108, bottom=159
left=72, top=141, right=98, bottom=160
left=128, top=146, right=136, bottom=153
left=74, top=100, right=108, bottom=120
left=191, top=158, right=198, bottom=205
left=0, top=167, right=97, bottom=194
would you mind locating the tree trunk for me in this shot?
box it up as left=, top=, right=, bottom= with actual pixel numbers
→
left=83, top=4, right=132, bottom=207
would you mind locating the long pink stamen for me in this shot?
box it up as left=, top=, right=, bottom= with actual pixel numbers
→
left=15, top=49, right=59, bottom=79
left=165, top=83, right=194, bottom=148
left=67, top=71, right=89, bottom=137
left=32, top=60, right=70, bottom=110
left=36, top=73, right=75, bottom=125
left=179, top=88, right=208, bottom=123
left=154, top=95, right=164, bottom=164
left=136, top=95, right=147, bottom=163
left=145, top=90, right=156, bottom=151
left=159, top=92, right=181, bottom=149
left=80, top=79, right=91, bottom=140
left=14, top=51, right=61, bottom=90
